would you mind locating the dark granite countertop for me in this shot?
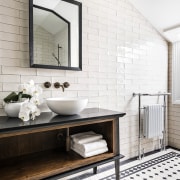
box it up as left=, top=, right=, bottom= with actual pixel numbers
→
left=0, top=108, right=126, bottom=133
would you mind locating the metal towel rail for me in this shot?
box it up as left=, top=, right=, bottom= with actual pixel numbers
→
left=133, top=92, right=171, bottom=160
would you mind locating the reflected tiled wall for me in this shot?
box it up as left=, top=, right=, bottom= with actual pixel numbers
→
left=0, top=0, right=168, bottom=159
left=34, top=26, right=56, bottom=66
left=168, top=43, right=180, bottom=149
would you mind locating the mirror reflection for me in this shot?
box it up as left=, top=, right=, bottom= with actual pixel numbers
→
left=29, top=0, right=82, bottom=70
left=33, top=7, right=70, bottom=67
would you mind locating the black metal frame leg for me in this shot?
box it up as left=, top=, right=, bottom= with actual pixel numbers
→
left=115, top=159, right=120, bottom=180
left=93, top=167, right=97, bottom=174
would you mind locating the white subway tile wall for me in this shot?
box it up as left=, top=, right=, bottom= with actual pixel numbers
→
left=34, top=27, right=56, bottom=66
left=0, top=0, right=168, bottom=159
left=168, top=43, right=180, bottom=149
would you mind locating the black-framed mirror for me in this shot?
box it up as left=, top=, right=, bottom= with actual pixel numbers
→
left=29, top=0, right=82, bottom=71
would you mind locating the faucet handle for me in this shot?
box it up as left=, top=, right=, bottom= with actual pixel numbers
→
left=63, top=82, right=70, bottom=88
left=54, top=82, right=60, bottom=88
left=44, top=81, right=51, bottom=88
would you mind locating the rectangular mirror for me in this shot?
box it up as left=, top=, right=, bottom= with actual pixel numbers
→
left=29, top=0, right=82, bottom=71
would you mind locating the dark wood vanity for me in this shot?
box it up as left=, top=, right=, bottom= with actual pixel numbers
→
left=0, top=108, right=125, bottom=180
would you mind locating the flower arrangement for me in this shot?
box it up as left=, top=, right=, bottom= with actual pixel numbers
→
left=4, top=80, right=43, bottom=121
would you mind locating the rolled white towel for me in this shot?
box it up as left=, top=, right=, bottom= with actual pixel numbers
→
left=71, top=131, right=103, bottom=144
left=71, top=139, right=107, bottom=153
left=72, top=146, right=108, bottom=158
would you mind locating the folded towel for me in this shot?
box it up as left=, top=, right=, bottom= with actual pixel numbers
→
left=72, top=146, right=108, bottom=158
left=71, top=131, right=95, bottom=138
left=71, top=131, right=103, bottom=144
left=71, top=139, right=107, bottom=153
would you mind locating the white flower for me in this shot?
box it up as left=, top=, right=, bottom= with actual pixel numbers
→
left=28, top=102, right=37, bottom=112
left=30, top=96, right=43, bottom=106
left=29, top=80, right=35, bottom=86
left=18, top=80, right=43, bottom=121
left=30, top=97, right=39, bottom=105
left=31, top=108, right=40, bottom=120
left=19, top=111, right=30, bottom=122
left=18, top=80, right=43, bottom=97
left=31, top=85, right=43, bottom=97
left=19, top=101, right=41, bottom=121
left=18, top=83, right=30, bottom=94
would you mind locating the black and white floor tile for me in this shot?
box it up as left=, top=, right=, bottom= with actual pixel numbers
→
left=59, top=149, right=180, bottom=180
left=102, top=151, right=180, bottom=180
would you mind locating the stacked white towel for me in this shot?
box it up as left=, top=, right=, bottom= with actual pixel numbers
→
left=71, top=131, right=108, bottom=158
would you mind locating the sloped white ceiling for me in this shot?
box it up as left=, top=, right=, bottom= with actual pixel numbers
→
left=128, top=0, right=180, bottom=42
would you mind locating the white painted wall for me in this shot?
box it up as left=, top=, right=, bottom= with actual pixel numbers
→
left=0, top=0, right=168, bottom=159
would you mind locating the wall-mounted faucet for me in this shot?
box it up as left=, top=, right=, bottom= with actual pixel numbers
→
left=44, top=81, right=70, bottom=92
left=54, top=82, right=70, bottom=92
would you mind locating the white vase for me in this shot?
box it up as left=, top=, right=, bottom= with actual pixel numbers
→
left=4, top=102, right=24, bottom=117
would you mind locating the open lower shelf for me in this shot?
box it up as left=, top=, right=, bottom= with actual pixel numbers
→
left=0, top=149, right=114, bottom=180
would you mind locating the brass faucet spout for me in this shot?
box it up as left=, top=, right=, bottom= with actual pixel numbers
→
left=60, top=85, right=64, bottom=92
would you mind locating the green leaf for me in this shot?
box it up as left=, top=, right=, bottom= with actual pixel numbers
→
left=18, top=92, right=23, bottom=102
left=4, top=92, right=32, bottom=103
left=3, top=92, right=18, bottom=103
left=22, top=94, right=32, bottom=99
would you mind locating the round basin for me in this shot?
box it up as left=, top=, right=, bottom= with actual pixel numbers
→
left=46, top=97, right=88, bottom=115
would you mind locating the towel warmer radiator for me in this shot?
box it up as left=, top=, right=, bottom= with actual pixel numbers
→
left=133, top=92, right=171, bottom=160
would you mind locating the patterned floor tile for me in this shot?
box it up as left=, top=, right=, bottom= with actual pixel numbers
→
left=56, top=149, right=180, bottom=180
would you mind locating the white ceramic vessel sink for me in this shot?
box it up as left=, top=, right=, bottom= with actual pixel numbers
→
left=46, top=97, right=88, bottom=115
